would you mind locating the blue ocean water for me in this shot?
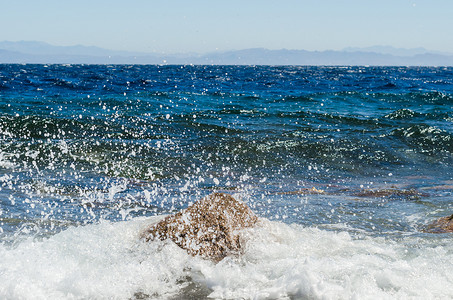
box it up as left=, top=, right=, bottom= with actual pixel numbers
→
left=1, top=64, right=453, bottom=299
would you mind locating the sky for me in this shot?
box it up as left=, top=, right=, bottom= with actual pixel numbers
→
left=1, top=0, right=452, bottom=54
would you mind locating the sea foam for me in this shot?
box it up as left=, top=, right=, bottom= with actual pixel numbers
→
left=0, top=217, right=452, bottom=299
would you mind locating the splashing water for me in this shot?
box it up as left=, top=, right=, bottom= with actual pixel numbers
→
left=1, top=65, right=453, bottom=299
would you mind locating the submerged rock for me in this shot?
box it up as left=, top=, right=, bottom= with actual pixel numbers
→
left=141, top=192, right=258, bottom=262
left=425, top=214, right=453, bottom=233
left=353, top=188, right=428, bottom=199
left=277, top=187, right=326, bottom=195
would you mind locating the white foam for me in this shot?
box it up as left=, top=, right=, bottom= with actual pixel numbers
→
left=0, top=217, right=193, bottom=299
left=0, top=218, right=453, bottom=299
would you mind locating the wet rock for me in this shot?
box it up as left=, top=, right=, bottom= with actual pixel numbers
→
left=277, top=187, right=326, bottom=195
left=141, top=192, right=258, bottom=262
left=425, top=214, right=453, bottom=233
left=353, top=188, right=428, bottom=199
left=421, top=185, right=453, bottom=191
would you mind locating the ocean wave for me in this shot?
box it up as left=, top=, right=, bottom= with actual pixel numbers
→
left=389, top=124, right=453, bottom=154
left=384, top=108, right=420, bottom=120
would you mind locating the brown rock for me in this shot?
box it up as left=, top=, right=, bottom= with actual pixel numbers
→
left=353, top=188, right=428, bottom=199
left=141, top=192, right=258, bottom=262
left=277, top=187, right=326, bottom=195
left=421, top=185, right=453, bottom=191
left=425, top=214, right=453, bottom=233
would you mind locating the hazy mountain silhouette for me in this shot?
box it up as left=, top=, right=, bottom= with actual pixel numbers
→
left=1, top=41, right=452, bottom=66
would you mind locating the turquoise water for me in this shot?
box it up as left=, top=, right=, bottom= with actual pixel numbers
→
left=1, top=65, right=453, bottom=299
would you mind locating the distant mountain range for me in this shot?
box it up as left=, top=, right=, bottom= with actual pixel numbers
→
left=1, top=41, right=452, bottom=66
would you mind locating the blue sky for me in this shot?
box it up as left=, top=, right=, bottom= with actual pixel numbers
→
left=1, top=0, right=452, bottom=54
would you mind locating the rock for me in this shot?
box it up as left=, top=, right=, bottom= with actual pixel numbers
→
left=353, top=188, right=428, bottom=199
left=141, top=192, right=258, bottom=262
left=425, top=214, right=453, bottom=233
left=277, top=187, right=326, bottom=195
left=421, top=185, right=453, bottom=191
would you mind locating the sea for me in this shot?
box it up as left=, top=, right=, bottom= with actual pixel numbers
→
left=1, top=64, right=453, bottom=299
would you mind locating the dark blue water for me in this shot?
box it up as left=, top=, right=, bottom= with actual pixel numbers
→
left=1, top=64, right=453, bottom=236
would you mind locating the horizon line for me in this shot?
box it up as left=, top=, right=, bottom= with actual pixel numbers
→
left=1, top=40, right=452, bottom=57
